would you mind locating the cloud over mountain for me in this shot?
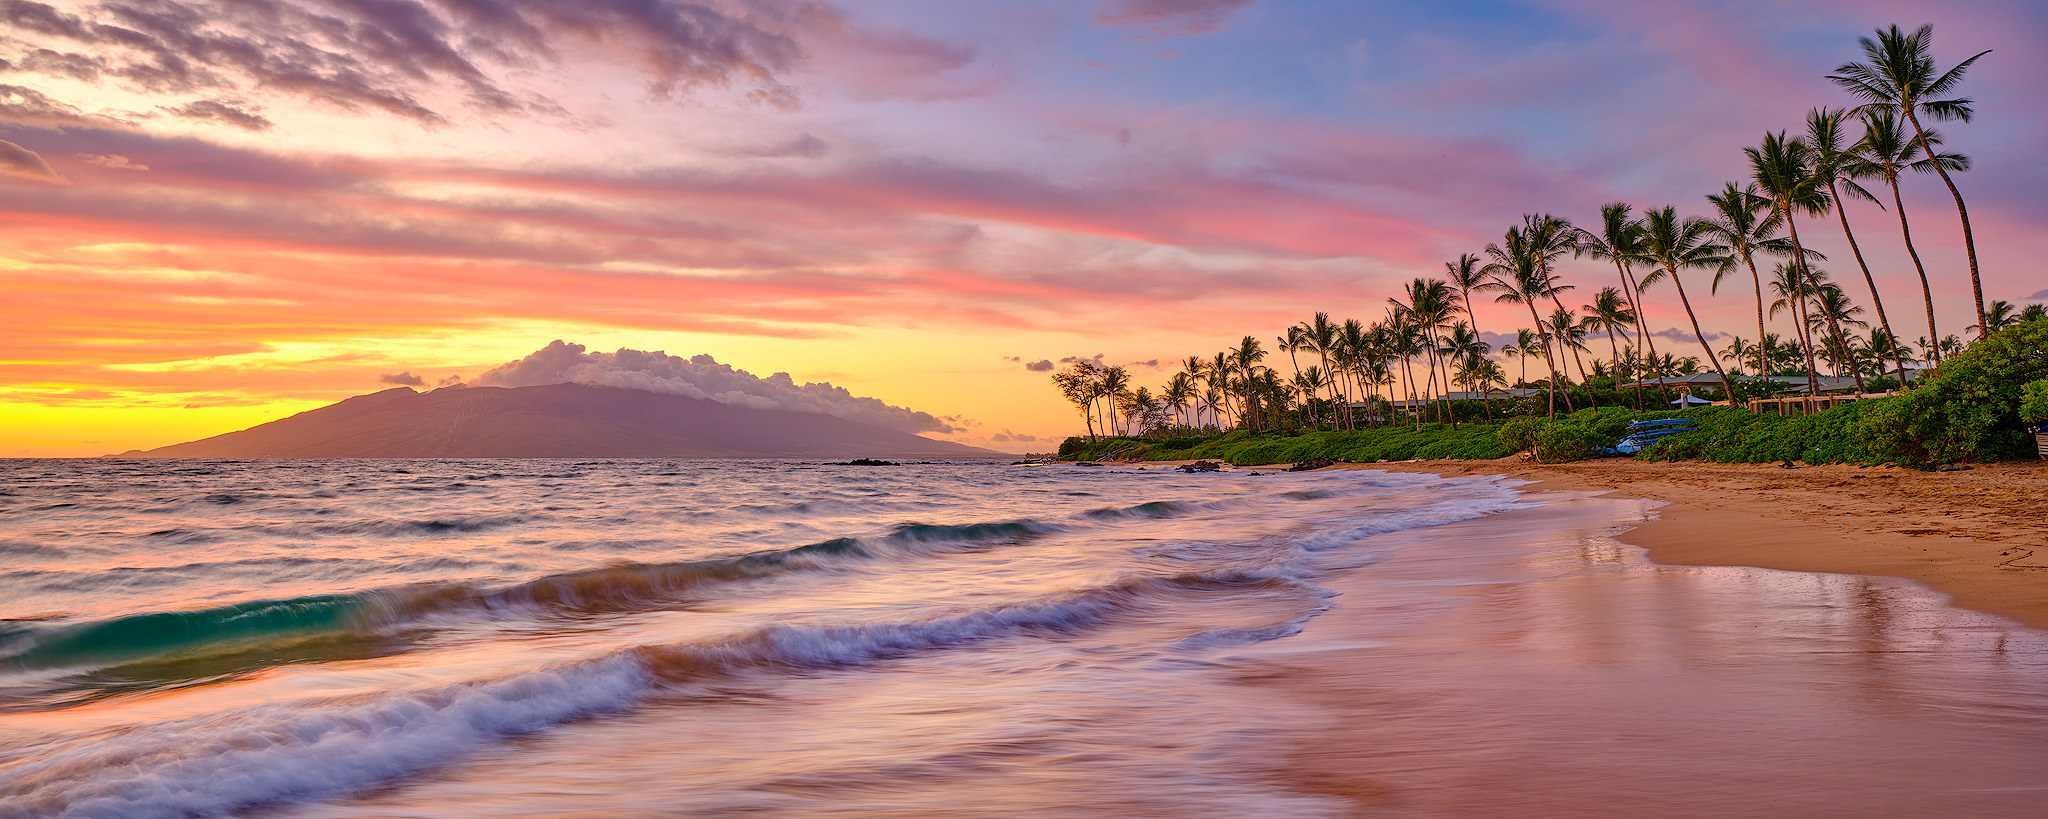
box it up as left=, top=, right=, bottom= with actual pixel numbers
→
left=473, top=340, right=956, bottom=434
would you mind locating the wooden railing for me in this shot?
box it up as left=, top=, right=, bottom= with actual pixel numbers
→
left=1745, top=392, right=1897, bottom=417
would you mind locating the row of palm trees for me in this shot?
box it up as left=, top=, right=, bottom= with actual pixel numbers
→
left=1051, top=24, right=2002, bottom=437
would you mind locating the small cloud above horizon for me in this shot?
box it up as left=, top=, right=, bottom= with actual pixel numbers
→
left=379, top=371, right=427, bottom=387
left=1024, top=359, right=1054, bottom=372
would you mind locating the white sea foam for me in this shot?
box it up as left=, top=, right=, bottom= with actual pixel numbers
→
left=0, top=658, right=650, bottom=819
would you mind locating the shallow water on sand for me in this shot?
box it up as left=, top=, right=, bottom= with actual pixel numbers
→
left=2, top=460, right=2045, bottom=818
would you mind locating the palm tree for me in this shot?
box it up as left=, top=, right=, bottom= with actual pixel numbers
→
left=1748, top=130, right=1841, bottom=397
left=1830, top=24, right=1992, bottom=337
left=1162, top=372, right=1195, bottom=429
left=1849, top=108, right=1966, bottom=365
left=1574, top=203, right=1659, bottom=406
left=1808, top=107, right=1906, bottom=383
left=1444, top=253, right=1492, bottom=403
left=1720, top=337, right=1753, bottom=372
left=1767, top=262, right=1820, bottom=390
left=1583, top=287, right=1636, bottom=392
left=1806, top=283, right=1869, bottom=386
left=1484, top=242, right=1570, bottom=418
left=1393, top=277, right=1459, bottom=425
left=1302, top=312, right=1341, bottom=422
left=1547, top=308, right=1593, bottom=404
left=1519, top=214, right=1590, bottom=382
left=1228, top=336, right=1267, bottom=432
left=1703, top=182, right=1797, bottom=380
left=1967, top=300, right=2020, bottom=335
left=1098, top=365, right=1132, bottom=435
left=1638, top=206, right=1736, bottom=401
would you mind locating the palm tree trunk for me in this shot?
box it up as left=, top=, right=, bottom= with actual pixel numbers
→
left=1829, top=180, right=1907, bottom=387
left=1903, top=108, right=1986, bottom=339
left=1608, top=259, right=1647, bottom=409
left=1666, top=264, right=1736, bottom=404
left=1885, top=176, right=1940, bottom=366
left=1522, top=301, right=1563, bottom=419
left=1782, top=215, right=1825, bottom=398
left=1740, top=251, right=1769, bottom=379
left=1622, top=264, right=1662, bottom=398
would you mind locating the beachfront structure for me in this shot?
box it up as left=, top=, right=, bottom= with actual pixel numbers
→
left=1355, top=388, right=1542, bottom=412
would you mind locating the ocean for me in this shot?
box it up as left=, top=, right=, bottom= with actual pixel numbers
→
left=2, top=459, right=2045, bottom=818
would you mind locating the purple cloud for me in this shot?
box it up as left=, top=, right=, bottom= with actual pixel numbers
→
left=1095, top=0, right=1253, bottom=36
left=0, top=138, right=63, bottom=182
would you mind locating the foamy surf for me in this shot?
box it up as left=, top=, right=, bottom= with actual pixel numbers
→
left=0, top=458, right=1522, bottom=817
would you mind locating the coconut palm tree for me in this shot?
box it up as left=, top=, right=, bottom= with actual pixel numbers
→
left=1302, top=312, right=1341, bottom=421
left=1228, top=336, right=1266, bottom=432
left=1967, top=300, right=2021, bottom=335
left=1830, top=24, right=1992, bottom=337
left=1162, top=371, right=1195, bottom=429
left=1703, top=182, right=1798, bottom=380
left=1444, top=253, right=1491, bottom=383
left=1517, top=214, right=1591, bottom=382
left=1638, top=206, right=1736, bottom=401
left=1748, top=130, right=1843, bottom=397
left=1393, top=277, right=1459, bottom=425
left=1484, top=241, right=1571, bottom=418
left=1720, top=337, right=1753, bottom=372
left=1767, top=262, right=1821, bottom=390
left=1805, top=283, right=1869, bottom=387
left=1574, top=203, right=1659, bottom=405
left=1849, top=108, right=1966, bottom=365
left=1583, top=287, right=1637, bottom=393
left=1808, top=107, right=1906, bottom=382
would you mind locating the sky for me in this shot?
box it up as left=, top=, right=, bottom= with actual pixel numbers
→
left=3, top=0, right=2044, bottom=456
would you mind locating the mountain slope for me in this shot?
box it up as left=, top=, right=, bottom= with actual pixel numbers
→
left=125, top=384, right=1008, bottom=459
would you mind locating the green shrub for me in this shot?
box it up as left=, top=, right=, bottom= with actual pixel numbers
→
left=1498, top=417, right=1545, bottom=452
left=1532, top=422, right=1613, bottom=463
left=1858, top=319, right=2048, bottom=465
left=2021, top=378, right=2048, bottom=426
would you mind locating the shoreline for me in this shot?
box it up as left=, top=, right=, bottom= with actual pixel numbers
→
left=1346, top=457, right=2048, bottom=632
left=1078, top=456, right=2048, bottom=630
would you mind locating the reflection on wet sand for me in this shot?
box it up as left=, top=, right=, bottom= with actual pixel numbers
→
left=1255, top=491, right=2048, bottom=818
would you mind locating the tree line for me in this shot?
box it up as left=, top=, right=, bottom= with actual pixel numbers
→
left=1054, top=24, right=2036, bottom=439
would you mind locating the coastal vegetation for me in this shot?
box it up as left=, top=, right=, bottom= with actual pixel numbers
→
left=1049, top=24, right=2037, bottom=468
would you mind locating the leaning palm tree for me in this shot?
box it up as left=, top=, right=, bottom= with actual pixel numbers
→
left=1637, top=206, right=1736, bottom=402
left=1574, top=203, right=1660, bottom=404
left=1484, top=243, right=1571, bottom=418
left=1808, top=107, right=1907, bottom=382
left=1703, top=182, right=1798, bottom=380
left=1830, top=24, right=1992, bottom=337
left=1806, top=283, right=1870, bottom=390
left=1582, top=287, right=1637, bottom=394
left=1747, top=130, right=1841, bottom=397
left=1848, top=108, right=1966, bottom=365
left=1392, top=277, right=1459, bottom=425
left=1444, top=253, right=1492, bottom=392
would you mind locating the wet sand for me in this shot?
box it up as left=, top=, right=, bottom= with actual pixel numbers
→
left=1357, top=458, right=2048, bottom=632
left=1200, top=457, right=2048, bottom=818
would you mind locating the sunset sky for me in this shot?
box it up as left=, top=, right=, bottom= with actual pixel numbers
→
left=3, top=0, right=2044, bottom=456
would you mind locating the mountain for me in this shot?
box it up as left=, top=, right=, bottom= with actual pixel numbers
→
left=121, top=383, right=1010, bottom=459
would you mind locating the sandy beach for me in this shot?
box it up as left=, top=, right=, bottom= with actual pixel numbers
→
left=1358, top=457, right=2048, bottom=631
left=1127, top=456, right=2048, bottom=630
left=1215, top=457, right=2048, bottom=818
